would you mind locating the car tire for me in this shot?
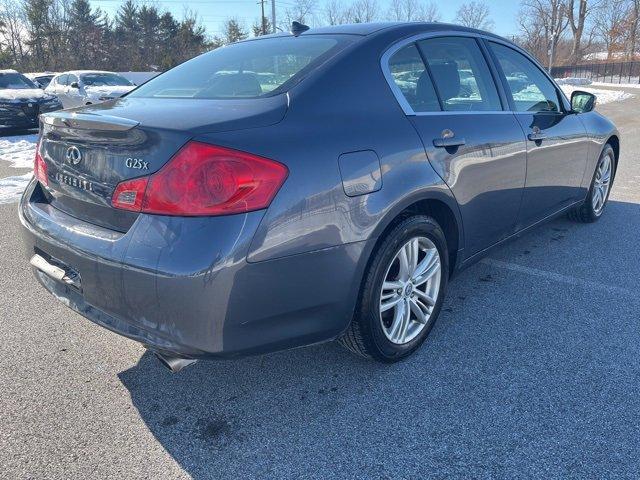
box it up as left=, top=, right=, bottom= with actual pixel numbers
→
left=339, top=215, right=449, bottom=362
left=568, top=144, right=615, bottom=223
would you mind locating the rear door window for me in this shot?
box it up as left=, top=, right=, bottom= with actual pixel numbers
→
left=388, top=44, right=440, bottom=113
left=489, top=42, right=560, bottom=113
left=129, top=35, right=353, bottom=99
left=57, top=74, right=68, bottom=86
left=417, top=37, right=502, bottom=112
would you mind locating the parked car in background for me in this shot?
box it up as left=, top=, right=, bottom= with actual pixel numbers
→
left=21, top=23, right=619, bottom=371
left=0, top=69, right=62, bottom=131
left=25, top=72, right=57, bottom=89
left=45, top=71, right=135, bottom=108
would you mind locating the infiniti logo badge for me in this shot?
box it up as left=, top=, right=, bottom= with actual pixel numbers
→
left=65, top=146, right=82, bottom=165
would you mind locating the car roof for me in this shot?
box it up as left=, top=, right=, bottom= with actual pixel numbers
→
left=302, top=22, right=492, bottom=35
left=286, top=21, right=505, bottom=39
left=0, top=69, right=20, bottom=75
left=242, top=22, right=507, bottom=45
left=59, top=70, right=121, bottom=76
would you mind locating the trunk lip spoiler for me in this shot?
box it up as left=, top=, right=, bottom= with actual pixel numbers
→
left=41, top=111, right=140, bottom=131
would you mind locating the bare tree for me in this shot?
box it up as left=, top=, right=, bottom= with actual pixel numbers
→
left=566, top=0, right=600, bottom=65
left=323, top=0, right=348, bottom=25
left=0, top=0, right=28, bottom=68
left=628, top=0, right=640, bottom=59
left=516, top=15, right=548, bottom=62
left=418, top=2, right=441, bottom=22
left=279, top=0, right=317, bottom=30
left=345, top=0, right=379, bottom=23
left=520, top=0, right=570, bottom=70
left=593, top=0, right=629, bottom=59
left=454, top=1, right=494, bottom=31
left=388, top=0, right=440, bottom=22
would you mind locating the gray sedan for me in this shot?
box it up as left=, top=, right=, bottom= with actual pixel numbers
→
left=19, top=22, right=619, bottom=371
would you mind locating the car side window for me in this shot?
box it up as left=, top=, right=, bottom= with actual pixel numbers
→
left=388, top=44, right=440, bottom=113
left=67, top=74, right=78, bottom=86
left=489, top=42, right=560, bottom=113
left=57, top=74, right=68, bottom=86
left=417, top=37, right=502, bottom=112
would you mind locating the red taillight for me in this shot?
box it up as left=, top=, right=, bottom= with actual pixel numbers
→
left=112, top=141, right=288, bottom=216
left=34, top=140, right=48, bottom=186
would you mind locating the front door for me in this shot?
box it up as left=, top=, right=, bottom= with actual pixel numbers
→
left=52, top=74, right=69, bottom=107
left=488, top=41, right=590, bottom=227
left=387, top=36, right=527, bottom=258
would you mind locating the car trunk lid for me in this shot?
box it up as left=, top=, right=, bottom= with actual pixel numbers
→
left=39, top=96, right=287, bottom=231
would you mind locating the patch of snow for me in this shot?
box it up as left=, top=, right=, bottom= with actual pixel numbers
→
left=592, top=81, right=640, bottom=89
left=0, top=135, right=37, bottom=169
left=555, top=77, right=592, bottom=86
left=0, top=88, right=49, bottom=101
left=0, top=134, right=37, bottom=204
left=560, top=85, right=634, bottom=104
left=0, top=173, right=33, bottom=204
left=583, top=51, right=639, bottom=61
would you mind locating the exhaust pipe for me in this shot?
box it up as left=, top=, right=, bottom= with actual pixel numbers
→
left=154, top=351, right=197, bottom=373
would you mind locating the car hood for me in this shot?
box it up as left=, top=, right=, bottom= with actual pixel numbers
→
left=0, top=88, right=53, bottom=102
left=85, top=85, right=136, bottom=98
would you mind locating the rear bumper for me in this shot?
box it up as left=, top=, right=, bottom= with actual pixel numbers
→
left=19, top=179, right=369, bottom=358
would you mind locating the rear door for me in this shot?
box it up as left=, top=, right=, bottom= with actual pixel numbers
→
left=386, top=36, right=527, bottom=257
left=487, top=41, right=589, bottom=227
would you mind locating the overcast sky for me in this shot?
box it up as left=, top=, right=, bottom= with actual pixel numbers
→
left=88, top=0, right=522, bottom=38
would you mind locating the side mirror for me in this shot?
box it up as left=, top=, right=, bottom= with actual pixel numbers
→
left=571, top=90, right=596, bottom=113
left=70, top=81, right=79, bottom=89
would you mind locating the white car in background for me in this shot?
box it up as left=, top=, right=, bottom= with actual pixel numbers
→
left=45, top=70, right=136, bottom=108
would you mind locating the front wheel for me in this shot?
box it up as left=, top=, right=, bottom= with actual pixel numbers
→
left=569, top=144, right=615, bottom=223
left=339, top=215, right=449, bottom=362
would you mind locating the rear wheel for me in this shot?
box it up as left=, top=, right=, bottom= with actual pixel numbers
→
left=339, top=215, right=449, bottom=362
left=569, top=144, right=615, bottom=223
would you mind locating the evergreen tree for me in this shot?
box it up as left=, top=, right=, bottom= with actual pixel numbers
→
left=223, top=18, right=248, bottom=44
left=114, top=0, right=139, bottom=69
left=252, top=17, right=272, bottom=36
left=138, top=5, right=161, bottom=69
left=24, top=0, right=53, bottom=70
left=67, top=0, right=102, bottom=68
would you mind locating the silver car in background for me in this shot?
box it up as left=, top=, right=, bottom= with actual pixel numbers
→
left=45, top=70, right=136, bottom=108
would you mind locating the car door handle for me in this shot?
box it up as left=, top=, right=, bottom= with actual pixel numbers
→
left=527, top=132, right=547, bottom=142
left=433, top=137, right=466, bottom=148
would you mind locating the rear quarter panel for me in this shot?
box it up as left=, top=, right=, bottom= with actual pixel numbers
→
left=196, top=31, right=463, bottom=265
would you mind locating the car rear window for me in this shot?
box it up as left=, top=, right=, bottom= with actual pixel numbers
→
left=82, top=73, right=133, bottom=87
left=129, top=35, right=352, bottom=100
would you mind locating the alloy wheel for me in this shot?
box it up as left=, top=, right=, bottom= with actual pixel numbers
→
left=592, top=152, right=613, bottom=215
left=379, top=236, right=441, bottom=345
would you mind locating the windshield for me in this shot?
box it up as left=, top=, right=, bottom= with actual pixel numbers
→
left=129, top=35, right=352, bottom=100
left=0, top=73, right=37, bottom=90
left=82, top=73, right=133, bottom=87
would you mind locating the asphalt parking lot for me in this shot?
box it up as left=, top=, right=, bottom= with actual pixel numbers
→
left=1, top=91, right=640, bottom=479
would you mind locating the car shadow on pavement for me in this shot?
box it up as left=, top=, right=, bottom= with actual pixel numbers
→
left=118, top=200, right=640, bottom=479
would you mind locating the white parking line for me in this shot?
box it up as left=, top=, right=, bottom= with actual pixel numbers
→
left=480, top=258, right=634, bottom=297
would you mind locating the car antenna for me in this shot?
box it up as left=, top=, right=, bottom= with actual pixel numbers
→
left=291, top=21, right=310, bottom=36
